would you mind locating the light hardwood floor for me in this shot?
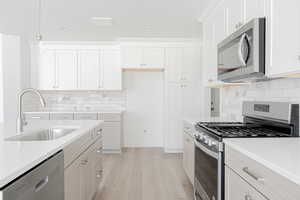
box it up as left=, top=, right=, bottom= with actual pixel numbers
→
left=95, top=148, right=194, bottom=200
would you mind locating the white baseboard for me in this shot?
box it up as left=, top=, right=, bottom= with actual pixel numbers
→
left=164, top=148, right=183, bottom=153
left=103, top=149, right=122, bottom=154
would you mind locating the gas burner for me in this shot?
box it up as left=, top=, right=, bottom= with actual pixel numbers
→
left=196, top=122, right=291, bottom=138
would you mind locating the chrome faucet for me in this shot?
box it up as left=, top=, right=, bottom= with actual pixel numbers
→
left=17, top=88, right=46, bottom=133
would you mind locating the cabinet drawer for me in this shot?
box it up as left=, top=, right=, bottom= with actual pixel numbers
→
left=50, top=113, right=74, bottom=120
left=98, top=113, right=121, bottom=122
left=64, top=131, right=94, bottom=168
left=225, top=146, right=300, bottom=200
left=74, top=113, right=98, bottom=120
left=25, top=112, right=50, bottom=120
left=225, top=166, right=267, bottom=200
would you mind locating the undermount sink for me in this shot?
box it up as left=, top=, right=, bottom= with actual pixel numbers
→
left=6, top=128, right=77, bottom=141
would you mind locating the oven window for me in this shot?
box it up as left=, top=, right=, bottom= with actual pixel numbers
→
left=195, top=145, right=218, bottom=200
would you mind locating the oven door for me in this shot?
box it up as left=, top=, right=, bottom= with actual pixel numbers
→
left=194, top=140, right=222, bottom=200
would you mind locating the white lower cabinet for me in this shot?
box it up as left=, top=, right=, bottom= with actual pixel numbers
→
left=65, top=158, right=81, bottom=200
left=102, top=122, right=121, bottom=153
left=183, top=131, right=194, bottom=185
left=225, top=145, right=300, bottom=200
left=225, top=166, right=267, bottom=200
left=64, top=127, right=103, bottom=200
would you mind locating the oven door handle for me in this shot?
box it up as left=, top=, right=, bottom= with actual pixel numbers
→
left=194, top=140, right=219, bottom=159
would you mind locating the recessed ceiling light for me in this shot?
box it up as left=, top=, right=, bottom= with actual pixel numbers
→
left=90, top=17, right=113, bottom=26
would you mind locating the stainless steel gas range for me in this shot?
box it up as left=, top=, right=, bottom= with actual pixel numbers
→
left=194, top=101, right=299, bottom=200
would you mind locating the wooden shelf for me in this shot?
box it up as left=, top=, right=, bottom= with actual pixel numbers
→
left=205, top=80, right=249, bottom=88
left=122, top=68, right=165, bottom=72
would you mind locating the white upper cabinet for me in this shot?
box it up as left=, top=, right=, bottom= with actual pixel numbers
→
left=166, top=47, right=201, bottom=83
left=165, top=48, right=183, bottom=82
left=182, top=47, right=201, bottom=83
left=244, top=0, right=266, bottom=23
left=36, top=44, right=122, bottom=91
left=266, top=0, right=300, bottom=77
left=101, top=49, right=122, bottom=90
left=56, top=50, right=77, bottom=90
left=202, top=5, right=223, bottom=85
left=39, top=49, right=56, bottom=90
left=142, top=47, right=165, bottom=68
left=121, top=46, right=165, bottom=69
left=121, top=47, right=143, bottom=68
left=78, top=50, right=100, bottom=90
left=226, top=0, right=244, bottom=35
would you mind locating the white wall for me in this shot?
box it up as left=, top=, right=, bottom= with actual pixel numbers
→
left=220, top=78, right=300, bottom=121
left=0, top=34, right=21, bottom=136
left=123, top=71, right=164, bottom=147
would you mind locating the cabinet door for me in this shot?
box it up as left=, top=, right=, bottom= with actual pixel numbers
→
left=121, top=47, right=143, bottom=68
left=214, top=2, right=227, bottom=45
left=267, top=0, right=300, bottom=76
left=165, top=83, right=183, bottom=151
left=103, top=122, right=121, bottom=152
left=183, top=133, right=189, bottom=177
left=244, top=0, right=266, bottom=23
left=225, top=166, right=268, bottom=200
left=142, top=47, right=165, bottom=68
left=39, top=49, right=56, bottom=89
left=202, top=15, right=217, bottom=84
left=182, top=83, right=201, bottom=119
left=56, top=50, right=77, bottom=89
left=65, top=158, right=81, bottom=200
left=165, top=48, right=183, bottom=82
left=181, top=47, right=201, bottom=82
left=78, top=50, right=100, bottom=90
left=188, top=134, right=195, bottom=184
left=101, top=49, right=122, bottom=90
left=226, top=0, right=244, bottom=35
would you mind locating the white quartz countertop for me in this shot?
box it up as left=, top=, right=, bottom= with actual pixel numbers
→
left=224, top=138, right=300, bottom=186
left=24, top=109, right=125, bottom=114
left=0, top=120, right=103, bottom=189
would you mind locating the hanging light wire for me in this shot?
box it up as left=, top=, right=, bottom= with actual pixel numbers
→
left=36, top=0, right=42, bottom=41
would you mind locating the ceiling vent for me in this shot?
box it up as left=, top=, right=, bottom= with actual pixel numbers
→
left=90, top=17, right=113, bottom=26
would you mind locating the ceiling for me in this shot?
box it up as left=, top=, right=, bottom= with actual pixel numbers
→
left=0, top=0, right=214, bottom=41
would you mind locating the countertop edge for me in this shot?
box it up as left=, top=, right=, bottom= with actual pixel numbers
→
left=0, top=120, right=103, bottom=188
left=224, top=139, right=300, bottom=186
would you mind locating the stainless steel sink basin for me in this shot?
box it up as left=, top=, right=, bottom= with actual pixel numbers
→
left=6, top=128, right=77, bottom=141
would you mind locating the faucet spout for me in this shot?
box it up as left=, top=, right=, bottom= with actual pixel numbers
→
left=17, top=88, right=46, bottom=133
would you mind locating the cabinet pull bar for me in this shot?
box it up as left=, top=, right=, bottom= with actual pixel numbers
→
left=242, top=167, right=265, bottom=183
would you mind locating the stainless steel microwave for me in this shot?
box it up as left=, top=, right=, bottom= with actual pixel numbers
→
left=217, top=18, right=266, bottom=82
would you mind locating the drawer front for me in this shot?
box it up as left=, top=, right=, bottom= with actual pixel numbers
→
left=98, top=113, right=121, bottom=122
left=225, top=146, right=300, bottom=200
left=64, top=131, right=94, bottom=168
left=225, top=166, right=268, bottom=200
left=74, top=113, right=98, bottom=120
left=25, top=113, right=50, bottom=120
left=50, top=113, right=74, bottom=120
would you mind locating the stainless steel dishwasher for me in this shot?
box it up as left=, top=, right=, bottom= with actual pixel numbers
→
left=0, top=151, right=64, bottom=200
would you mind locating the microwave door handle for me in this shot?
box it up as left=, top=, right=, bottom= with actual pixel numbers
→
left=238, top=33, right=248, bottom=66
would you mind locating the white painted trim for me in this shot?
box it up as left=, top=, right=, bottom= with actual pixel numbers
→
left=40, top=41, right=120, bottom=46
left=118, top=37, right=202, bottom=43
left=102, top=149, right=122, bottom=154
left=164, top=148, right=183, bottom=153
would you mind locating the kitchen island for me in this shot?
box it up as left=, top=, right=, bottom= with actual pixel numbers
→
left=0, top=120, right=103, bottom=191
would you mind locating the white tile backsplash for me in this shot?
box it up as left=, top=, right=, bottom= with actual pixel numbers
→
left=221, top=78, right=300, bottom=121
left=23, top=91, right=126, bottom=112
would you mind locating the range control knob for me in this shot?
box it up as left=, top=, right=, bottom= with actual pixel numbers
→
left=204, top=137, right=209, bottom=144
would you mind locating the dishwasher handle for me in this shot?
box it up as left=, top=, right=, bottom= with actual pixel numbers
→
left=35, top=176, right=49, bottom=192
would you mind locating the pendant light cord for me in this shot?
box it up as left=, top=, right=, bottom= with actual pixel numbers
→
left=37, top=0, right=42, bottom=40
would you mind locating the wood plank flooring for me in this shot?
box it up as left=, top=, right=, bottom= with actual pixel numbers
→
left=95, top=148, right=194, bottom=200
